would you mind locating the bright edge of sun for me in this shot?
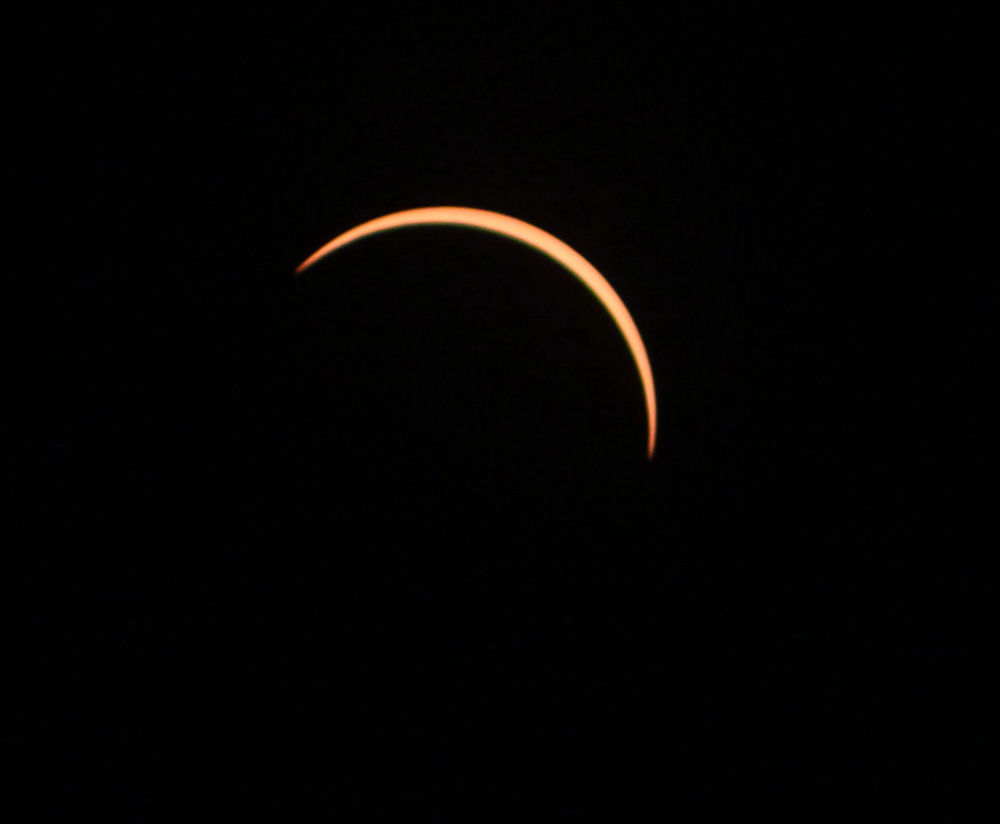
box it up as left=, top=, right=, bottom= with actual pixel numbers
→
left=295, top=206, right=657, bottom=459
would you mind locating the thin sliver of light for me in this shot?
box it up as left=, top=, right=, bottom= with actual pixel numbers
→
left=296, top=206, right=657, bottom=459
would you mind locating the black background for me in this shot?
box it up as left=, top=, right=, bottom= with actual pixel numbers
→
left=18, top=9, right=992, bottom=818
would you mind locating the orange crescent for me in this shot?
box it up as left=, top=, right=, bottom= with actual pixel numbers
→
left=295, top=206, right=657, bottom=459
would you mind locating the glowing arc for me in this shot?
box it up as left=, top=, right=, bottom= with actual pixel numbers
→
left=295, top=206, right=657, bottom=459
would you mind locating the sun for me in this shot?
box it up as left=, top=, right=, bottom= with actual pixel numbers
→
left=296, top=206, right=657, bottom=459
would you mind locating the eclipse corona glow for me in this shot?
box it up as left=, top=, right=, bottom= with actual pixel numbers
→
left=296, top=207, right=657, bottom=459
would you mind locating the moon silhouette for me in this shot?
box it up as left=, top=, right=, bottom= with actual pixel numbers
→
left=296, top=206, right=657, bottom=459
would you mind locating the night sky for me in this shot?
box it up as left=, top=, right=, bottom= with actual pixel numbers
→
left=19, top=10, right=990, bottom=818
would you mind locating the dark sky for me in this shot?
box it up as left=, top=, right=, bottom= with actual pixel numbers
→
left=19, top=10, right=990, bottom=818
